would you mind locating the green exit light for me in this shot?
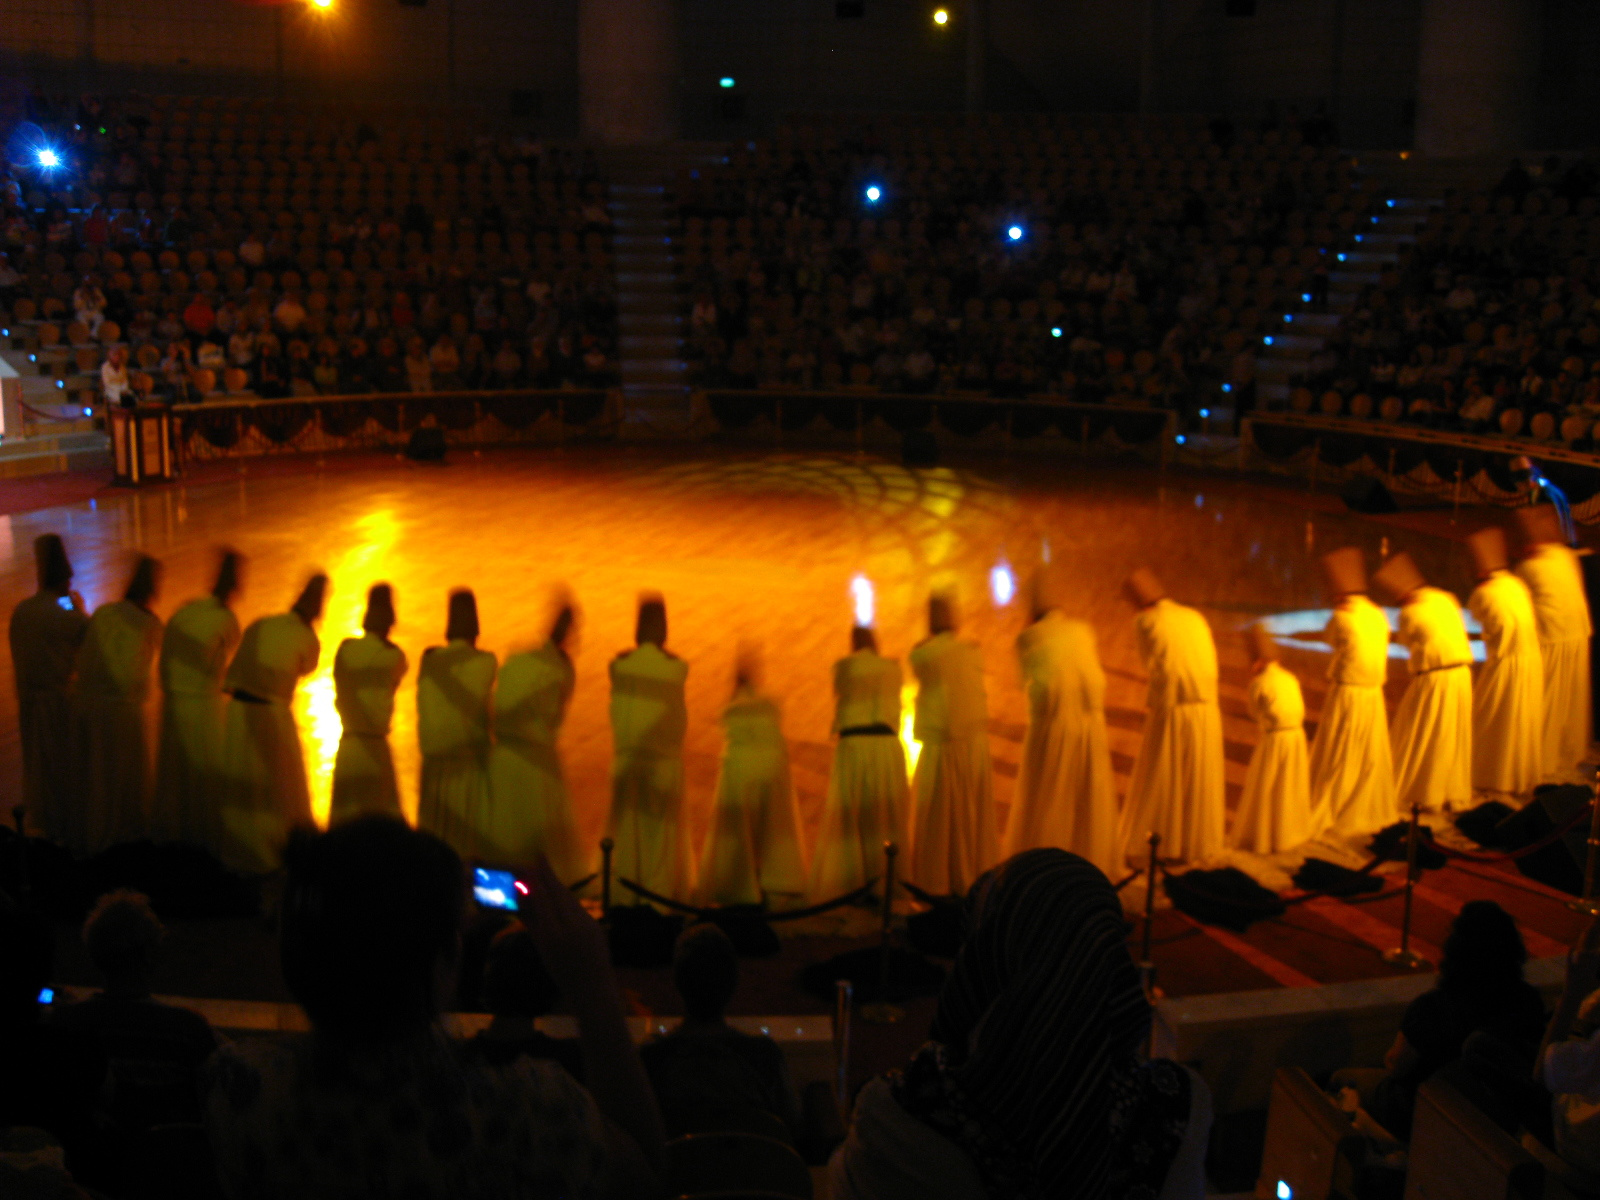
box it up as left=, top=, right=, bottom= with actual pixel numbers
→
left=720, top=77, right=736, bottom=88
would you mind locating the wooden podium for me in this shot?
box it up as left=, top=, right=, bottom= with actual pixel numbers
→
left=109, top=404, right=176, bottom=485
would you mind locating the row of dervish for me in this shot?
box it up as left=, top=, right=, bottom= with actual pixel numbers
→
left=6, top=501, right=1591, bottom=905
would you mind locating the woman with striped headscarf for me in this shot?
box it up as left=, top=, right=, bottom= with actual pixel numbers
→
left=830, top=849, right=1210, bottom=1200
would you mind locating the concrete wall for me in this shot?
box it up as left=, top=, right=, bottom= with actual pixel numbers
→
left=0, top=0, right=580, bottom=129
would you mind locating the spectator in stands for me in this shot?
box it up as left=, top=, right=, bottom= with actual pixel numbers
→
left=467, top=923, right=583, bottom=1081
left=1336, top=900, right=1544, bottom=1140
left=203, top=817, right=662, bottom=1198
left=182, top=292, right=214, bottom=343
left=50, top=890, right=216, bottom=1128
left=404, top=335, right=433, bottom=393
left=0, top=898, right=106, bottom=1184
left=272, top=292, right=306, bottom=336
left=196, top=336, right=226, bottom=375
left=100, top=345, right=129, bottom=408
left=429, top=334, right=462, bottom=390
left=640, top=923, right=799, bottom=1141
left=72, top=276, right=106, bottom=335
left=831, top=850, right=1209, bottom=1200
left=0, top=252, right=21, bottom=308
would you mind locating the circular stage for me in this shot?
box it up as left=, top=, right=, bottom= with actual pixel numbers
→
left=0, top=445, right=1478, bottom=852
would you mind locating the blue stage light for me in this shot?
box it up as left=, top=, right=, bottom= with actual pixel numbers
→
left=1007, top=225, right=1023, bottom=242
left=864, top=185, right=881, bottom=203
left=36, top=148, right=59, bottom=169
left=1050, top=327, right=1062, bottom=338
left=719, top=77, right=736, bottom=89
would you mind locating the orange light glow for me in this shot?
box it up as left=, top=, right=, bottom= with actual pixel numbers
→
left=899, top=682, right=921, bottom=780
left=309, top=0, right=335, bottom=10
left=933, top=8, right=950, bottom=24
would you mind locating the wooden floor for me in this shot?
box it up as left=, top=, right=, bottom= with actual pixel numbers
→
left=11, top=445, right=1592, bottom=998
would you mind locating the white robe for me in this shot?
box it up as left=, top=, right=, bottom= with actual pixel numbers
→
left=484, top=643, right=585, bottom=881
left=328, top=633, right=408, bottom=825
left=1309, top=595, right=1396, bottom=836
left=1468, top=571, right=1545, bottom=798
left=1229, top=662, right=1311, bottom=854
left=1002, top=611, right=1120, bottom=879
left=1119, top=599, right=1225, bottom=866
left=1390, top=587, right=1474, bottom=814
left=1518, top=544, right=1593, bottom=781
left=607, top=643, right=693, bottom=904
left=152, top=596, right=240, bottom=846
left=415, top=640, right=496, bottom=859
left=218, top=612, right=320, bottom=873
left=10, top=590, right=88, bottom=847
left=697, top=687, right=807, bottom=907
left=908, top=632, right=997, bottom=896
left=809, top=649, right=908, bottom=902
left=73, top=600, right=162, bottom=855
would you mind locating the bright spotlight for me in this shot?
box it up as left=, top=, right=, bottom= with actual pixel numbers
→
left=1050, top=327, right=1062, bottom=338
left=309, top=0, right=334, bottom=10
left=82, top=407, right=93, bottom=416
left=933, top=7, right=950, bottom=23
left=850, top=574, right=875, bottom=627
left=1006, top=225, right=1024, bottom=242
left=719, top=77, right=736, bottom=89
left=35, top=148, right=59, bottom=169
left=864, top=185, right=882, bottom=203
left=989, top=561, right=1015, bottom=607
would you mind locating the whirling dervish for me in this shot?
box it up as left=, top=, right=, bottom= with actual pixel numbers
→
left=1515, top=505, right=1593, bottom=782
left=1118, top=568, right=1225, bottom=866
left=1228, top=624, right=1311, bottom=855
left=416, top=589, right=497, bottom=859
left=329, top=584, right=409, bottom=825
left=808, top=625, right=908, bottom=903
left=74, top=555, right=164, bottom=855
left=1465, top=526, right=1544, bottom=800
left=484, top=594, right=585, bottom=881
left=1307, top=547, right=1396, bottom=836
left=218, top=573, right=326, bottom=874
left=10, top=534, right=88, bottom=847
left=607, top=594, right=693, bottom=903
left=1001, top=569, right=1119, bottom=879
left=697, top=644, right=807, bottom=908
left=1374, top=552, right=1473, bottom=814
left=152, top=549, right=243, bottom=846
left=907, top=591, right=997, bottom=896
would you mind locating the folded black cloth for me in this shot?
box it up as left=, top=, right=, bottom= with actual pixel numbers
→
left=1163, top=867, right=1285, bottom=933
left=1292, top=857, right=1384, bottom=897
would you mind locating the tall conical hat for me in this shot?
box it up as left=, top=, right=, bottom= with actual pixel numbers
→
left=1029, top=566, right=1066, bottom=617
left=1248, top=623, right=1280, bottom=663
left=1320, top=547, right=1367, bottom=597
left=1465, top=526, right=1509, bottom=579
left=1123, top=568, right=1167, bottom=608
left=35, top=534, right=72, bottom=592
left=446, top=589, right=479, bottom=641
left=364, top=583, right=395, bottom=633
left=1514, top=504, right=1565, bottom=551
left=1372, top=552, right=1427, bottom=602
left=929, top=590, right=958, bottom=633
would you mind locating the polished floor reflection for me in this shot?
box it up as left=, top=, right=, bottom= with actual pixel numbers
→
left=0, top=446, right=1483, bottom=859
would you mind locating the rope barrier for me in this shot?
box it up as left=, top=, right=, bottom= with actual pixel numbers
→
left=1423, top=802, right=1592, bottom=863
left=613, top=876, right=880, bottom=922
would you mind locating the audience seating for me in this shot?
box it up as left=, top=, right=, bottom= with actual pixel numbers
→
left=1257, top=1067, right=1364, bottom=1200
left=664, top=1132, right=812, bottom=1200
left=1403, top=1077, right=1543, bottom=1200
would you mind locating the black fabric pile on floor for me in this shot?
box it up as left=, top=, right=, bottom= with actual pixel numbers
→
left=1163, top=867, right=1286, bottom=932
left=1455, top=801, right=1516, bottom=848
left=1292, top=857, right=1384, bottom=897
left=1368, top=822, right=1448, bottom=869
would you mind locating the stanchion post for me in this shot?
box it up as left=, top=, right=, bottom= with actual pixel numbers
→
left=1452, top=460, right=1464, bottom=524
left=861, top=841, right=904, bottom=1024
left=833, top=978, right=853, bottom=1117
left=1569, top=771, right=1600, bottom=917
left=599, top=837, right=614, bottom=917
left=1139, top=831, right=1160, bottom=995
left=1309, top=437, right=1320, bottom=494
left=1386, top=804, right=1427, bottom=968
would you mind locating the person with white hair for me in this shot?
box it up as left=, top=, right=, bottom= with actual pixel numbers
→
left=1515, top=505, right=1593, bottom=782
left=907, top=592, right=996, bottom=895
left=218, top=574, right=326, bottom=873
left=329, top=584, right=409, bottom=825
left=1118, top=569, right=1225, bottom=866
left=1001, top=569, right=1119, bottom=878
left=696, top=645, right=806, bottom=907
left=1465, top=526, right=1545, bottom=800
left=607, top=594, right=693, bottom=903
left=1374, top=552, right=1473, bottom=814
left=153, top=549, right=243, bottom=846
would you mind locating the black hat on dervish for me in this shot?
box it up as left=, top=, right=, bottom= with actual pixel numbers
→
left=446, top=589, right=479, bottom=642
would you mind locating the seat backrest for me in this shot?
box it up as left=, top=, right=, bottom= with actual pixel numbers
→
left=1499, top=407, right=1525, bottom=437
left=1256, top=1067, right=1363, bottom=1200
left=665, top=1132, right=812, bottom=1200
left=1403, top=1077, right=1542, bottom=1200
left=1529, top=411, right=1555, bottom=440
